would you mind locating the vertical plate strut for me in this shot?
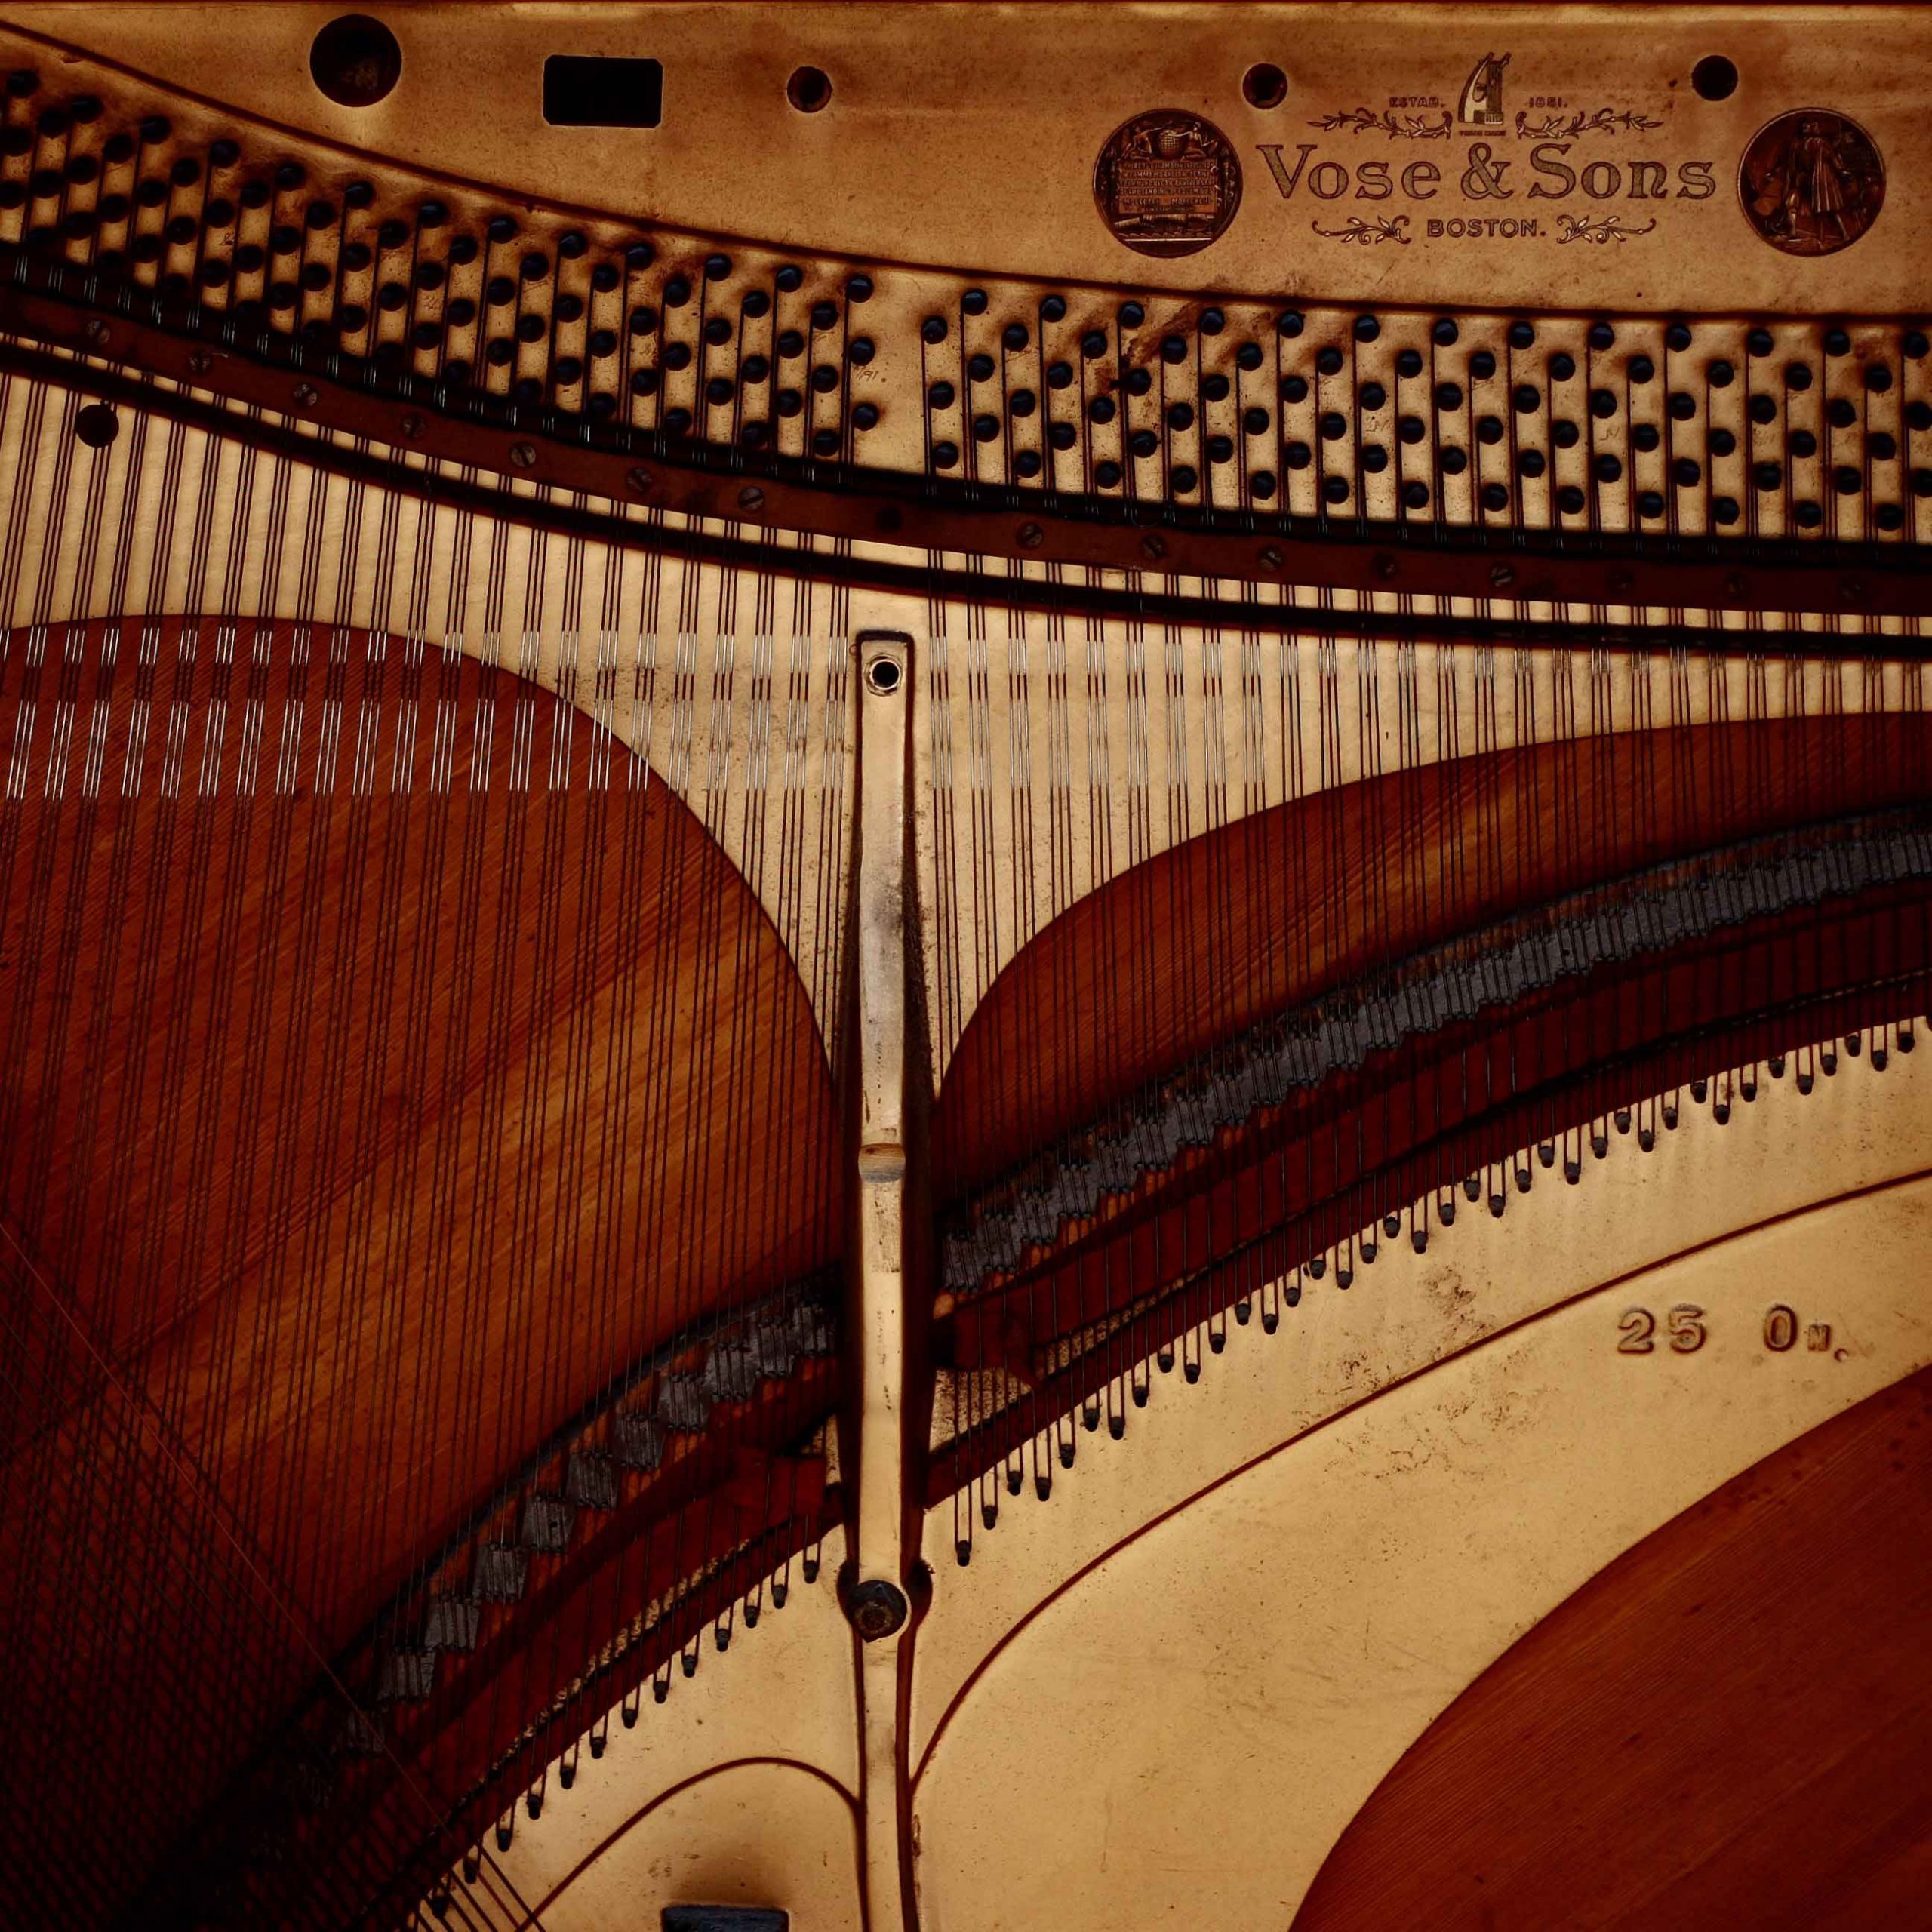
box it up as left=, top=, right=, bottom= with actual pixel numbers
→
left=851, top=629, right=916, bottom=1931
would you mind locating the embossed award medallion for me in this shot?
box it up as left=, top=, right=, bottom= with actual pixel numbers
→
left=1093, top=109, right=1242, bottom=256
left=1740, top=109, right=1885, bottom=255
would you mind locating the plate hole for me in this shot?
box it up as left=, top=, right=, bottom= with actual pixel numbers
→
left=866, top=654, right=902, bottom=695
left=75, top=401, right=118, bottom=448
left=1691, top=54, right=1737, bottom=100
left=787, top=65, right=832, bottom=113
left=309, top=14, right=403, bottom=109
left=1243, top=63, right=1288, bottom=110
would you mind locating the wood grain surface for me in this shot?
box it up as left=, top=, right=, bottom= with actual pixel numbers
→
left=937, top=716, right=1932, bottom=1204
left=0, top=620, right=840, bottom=1917
left=1295, top=1366, right=1932, bottom=1932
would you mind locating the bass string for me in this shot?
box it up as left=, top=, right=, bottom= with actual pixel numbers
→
left=931, top=601, right=1932, bottom=1558
left=0, top=384, right=861, bottom=1909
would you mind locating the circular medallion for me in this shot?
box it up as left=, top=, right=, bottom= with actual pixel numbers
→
left=1094, top=110, right=1242, bottom=258
left=1739, top=109, right=1884, bottom=257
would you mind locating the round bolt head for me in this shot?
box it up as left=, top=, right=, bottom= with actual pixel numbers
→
left=847, top=1578, right=909, bottom=1641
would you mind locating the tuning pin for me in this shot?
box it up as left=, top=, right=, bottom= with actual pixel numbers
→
left=1059, top=1436, right=1075, bottom=1467
left=1156, top=1348, right=1175, bottom=1373
left=1515, top=1164, right=1531, bottom=1192
left=1109, top=1411, right=1126, bottom=1438
left=1004, top=1464, right=1023, bottom=1495
left=1034, top=1472, right=1051, bottom=1500
left=771, top=1580, right=789, bottom=1609
left=1082, top=1403, right=1101, bottom=1430
left=1233, top=1297, right=1252, bottom=1326
left=981, top=1499, right=998, bottom=1528
left=955, top=1538, right=972, bottom=1567
left=1538, top=1141, right=1556, bottom=1168
left=1131, top=1378, right=1149, bottom=1407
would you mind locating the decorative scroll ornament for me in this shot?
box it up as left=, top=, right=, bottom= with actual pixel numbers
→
left=1557, top=212, right=1660, bottom=245
left=1312, top=214, right=1414, bottom=245
left=1094, top=109, right=1242, bottom=256
left=1515, top=106, right=1665, bottom=138
left=1309, top=106, right=1452, bottom=139
left=1740, top=108, right=1886, bottom=257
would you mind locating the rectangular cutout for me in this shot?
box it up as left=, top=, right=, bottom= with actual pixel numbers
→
left=662, top=1909, right=788, bottom=1932
left=543, top=54, right=663, bottom=128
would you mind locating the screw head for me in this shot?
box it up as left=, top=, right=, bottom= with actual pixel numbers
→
left=186, top=348, right=214, bottom=376
left=1259, top=544, right=1285, bottom=570
left=509, top=441, right=537, bottom=469
left=82, top=316, right=109, bottom=347
left=1017, top=521, right=1044, bottom=549
left=846, top=1579, right=909, bottom=1641
left=626, top=465, right=656, bottom=497
left=399, top=411, right=425, bottom=441
left=1141, top=532, right=1167, bottom=561
left=737, top=484, right=765, bottom=511
left=1489, top=561, right=1516, bottom=589
left=291, top=382, right=318, bottom=408
left=1373, top=552, right=1398, bottom=581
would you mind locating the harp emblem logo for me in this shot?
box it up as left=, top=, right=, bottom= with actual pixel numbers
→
left=1094, top=109, right=1243, bottom=257
left=1458, top=51, right=1511, bottom=128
